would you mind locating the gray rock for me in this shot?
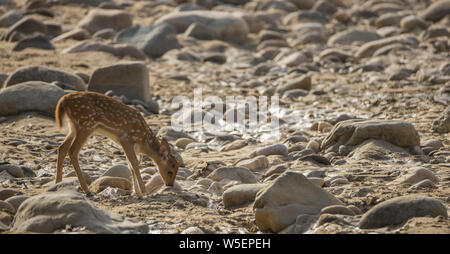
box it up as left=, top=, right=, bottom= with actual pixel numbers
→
left=223, top=183, right=267, bottom=208
left=312, top=0, right=337, bottom=15
left=433, top=106, right=450, bottom=133
left=376, top=13, right=402, bottom=28
left=57, top=0, right=107, bottom=6
left=0, top=164, right=24, bottom=178
left=0, top=81, right=66, bottom=116
left=155, top=10, right=249, bottom=44
left=184, top=22, right=214, bottom=40
left=89, top=176, right=132, bottom=193
left=220, top=139, right=247, bottom=152
left=276, top=74, right=312, bottom=94
left=52, top=28, right=91, bottom=42
left=0, top=200, right=15, bottom=213
left=286, top=0, right=315, bottom=9
left=4, top=65, right=86, bottom=91
left=78, top=8, right=133, bottom=34
left=88, top=61, right=152, bottom=103
left=250, top=144, right=289, bottom=157
left=0, top=189, right=21, bottom=201
left=11, top=190, right=148, bottom=233
left=284, top=10, right=328, bottom=25
left=157, top=126, right=193, bottom=142
left=62, top=41, right=146, bottom=60
left=359, top=195, right=448, bottom=229
left=0, top=11, right=23, bottom=28
left=328, top=29, right=380, bottom=46
left=355, top=34, right=419, bottom=58
left=264, top=164, right=287, bottom=178
left=320, top=205, right=355, bottom=216
left=253, top=171, right=343, bottom=232
left=203, top=53, right=227, bottom=64
left=321, top=119, right=421, bottom=153
left=400, top=15, right=427, bottom=32
left=93, top=28, right=116, bottom=39
left=410, top=179, right=437, bottom=189
left=421, top=0, right=450, bottom=22
left=208, top=167, right=258, bottom=183
left=1, top=17, right=48, bottom=42
left=293, top=32, right=326, bottom=45
left=393, top=167, right=439, bottom=185
left=181, top=226, right=205, bottom=234
left=350, top=139, right=410, bottom=160
left=305, top=169, right=326, bottom=178
left=102, top=164, right=132, bottom=182
left=5, top=195, right=29, bottom=211
left=12, top=34, right=54, bottom=51
left=236, top=156, right=269, bottom=172
left=115, top=23, right=181, bottom=58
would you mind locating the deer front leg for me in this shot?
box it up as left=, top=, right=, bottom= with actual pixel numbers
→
left=68, top=130, right=92, bottom=196
left=121, top=142, right=147, bottom=196
left=56, top=133, right=74, bottom=183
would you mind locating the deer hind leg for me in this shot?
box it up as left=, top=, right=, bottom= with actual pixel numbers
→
left=121, top=141, right=147, bottom=196
left=68, top=128, right=93, bottom=196
left=56, top=132, right=75, bottom=183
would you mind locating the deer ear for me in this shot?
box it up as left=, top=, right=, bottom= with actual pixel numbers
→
left=160, top=138, right=170, bottom=160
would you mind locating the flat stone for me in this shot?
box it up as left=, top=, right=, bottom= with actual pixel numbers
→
left=359, top=195, right=448, bottom=229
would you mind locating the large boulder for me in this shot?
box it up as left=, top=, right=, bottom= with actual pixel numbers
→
left=88, top=61, right=152, bottom=103
left=11, top=191, right=148, bottom=233
left=321, top=119, right=421, bottom=153
left=358, top=195, right=448, bottom=229
left=4, top=65, right=86, bottom=91
left=0, top=81, right=66, bottom=116
left=253, top=171, right=343, bottom=232
left=114, top=23, right=181, bottom=58
left=155, top=10, right=249, bottom=44
left=78, top=9, right=133, bottom=34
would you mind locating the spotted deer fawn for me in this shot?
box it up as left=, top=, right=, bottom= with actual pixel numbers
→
left=55, top=91, right=179, bottom=196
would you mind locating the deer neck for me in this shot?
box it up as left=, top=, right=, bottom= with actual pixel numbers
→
left=139, top=139, right=164, bottom=170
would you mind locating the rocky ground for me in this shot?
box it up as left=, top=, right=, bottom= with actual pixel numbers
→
left=0, top=0, right=449, bottom=234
